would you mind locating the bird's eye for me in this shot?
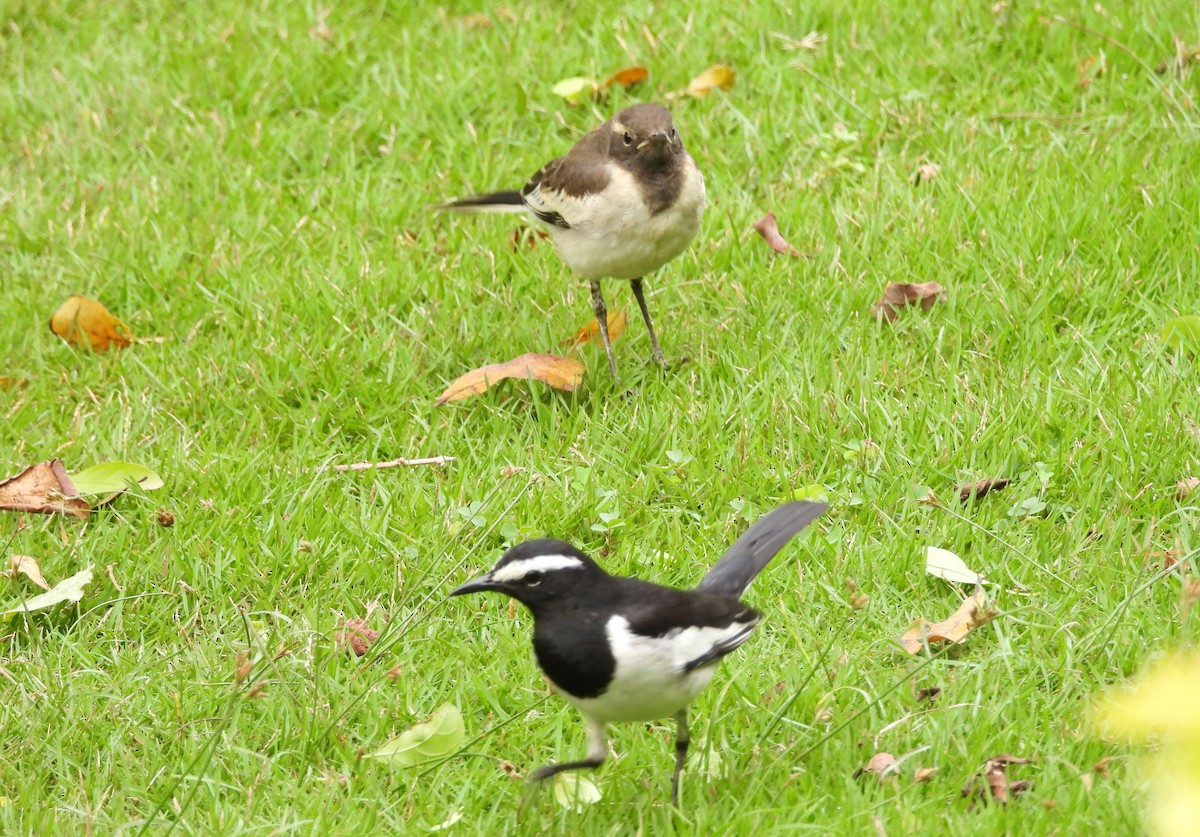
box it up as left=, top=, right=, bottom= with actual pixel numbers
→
left=669, top=128, right=677, bottom=140
left=622, top=132, right=633, bottom=147
left=524, top=571, right=545, bottom=587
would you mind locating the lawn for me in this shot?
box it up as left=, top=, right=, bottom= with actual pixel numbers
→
left=2, top=0, right=1199, bottom=833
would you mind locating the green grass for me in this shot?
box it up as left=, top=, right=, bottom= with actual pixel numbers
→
left=3, top=0, right=1199, bottom=832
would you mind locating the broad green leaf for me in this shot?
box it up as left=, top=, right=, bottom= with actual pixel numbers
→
left=70, top=462, right=163, bottom=495
left=925, top=546, right=986, bottom=585
left=367, top=703, right=465, bottom=766
left=793, top=484, right=829, bottom=501
left=1163, top=315, right=1200, bottom=353
left=2, top=567, right=93, bottom=615
left=551, top=773, right=602, bottom=810
left=551, top=77, right=597, bottom=104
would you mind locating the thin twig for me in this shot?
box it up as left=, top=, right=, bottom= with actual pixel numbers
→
left=322, top=456, right=455, bottom=473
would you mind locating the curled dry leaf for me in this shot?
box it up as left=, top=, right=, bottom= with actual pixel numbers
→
left=873, top=282, right=945, bottom=321
left=562, top=310, right=627, bottom=349
left=752, top=212, right=801, bottom=257
left=855, top=752, right=898, bottom=782
left=686, top=64, right=735, bottom=97
left=6, top=555, right=51, bottom=591
left=337, top=617, right=380, bottom=657
left=962, top=754, right=1032, bottom=805
left=898, top=588, right=994, bottom=654
left=49, top=295, right=133, bottom=351
left=0, top=377, right=27, bottom=392
left=551, top=66, right=648, bottom=104
left=1177, top=477, right=1199, bottom=501
left=0, top=460, right=90, bottom=519
left=914, top=767, right=938, bottom=783
left=959, top=478, right=1011, bottom=503
left=602, top=66, right=648, bottom=89
left=436, top=353, right=585, bottom=405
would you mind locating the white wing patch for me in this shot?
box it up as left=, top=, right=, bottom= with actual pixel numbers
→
left=561, top=614, right=759, bottom=724
left=490, top=553, right=584, bottom=583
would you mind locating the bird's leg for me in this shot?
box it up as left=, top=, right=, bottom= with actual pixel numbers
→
left=589, top=279, right=618, bottom=378
left=671, top=708, right=690, bottom=806
left=630, top=277, right=668, bottom=371
left=532, top=716, right=608, bottom=781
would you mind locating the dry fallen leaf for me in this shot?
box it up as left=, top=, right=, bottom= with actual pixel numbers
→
left=337, top=617, right=380, bottom=657
left=897, top=588, right=994, bottom=654
left=910, top=162, right=941, bottom=185
left=49, top=295, right=133, bottom=351
left=309, top=7, right=334, bottom=43
left=959, top=478, right=1011, bottom=503
left=5, top=554, right=51, bottom=590
left=0, top=377, right=27, bottom=392
left=1077, top=54, right=1106, bottom=89
left=0, top=460, right=90, bottom=519
left=914, top=767, right=938, bottom=783
left=752, top=212, right=801, bottom=257
left=436, top=353, right=585, bottom=405
left=562, top=310, right=627, bottom=349
left=961, top=754, right=1032, bottom=805
left=601, top=66, right=648, bottom=90
left=872, top=282, right=945, bottom=322
left=687, top=64, right=735, bottom=97
left=856, top=752, right=898, bottom=782
left=1176, top=477, right=1199, bottom=501
left=508, top=227, right=550, bottom=251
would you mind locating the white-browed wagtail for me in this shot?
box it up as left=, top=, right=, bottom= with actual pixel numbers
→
left=449, top=500, right=828, bottom=805
left=439, top=103, right=705, bottom=376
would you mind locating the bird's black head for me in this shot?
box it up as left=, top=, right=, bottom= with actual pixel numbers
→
left=449, top=539, right=607, bottom=613
left=606, top=103, right=683, bottom=167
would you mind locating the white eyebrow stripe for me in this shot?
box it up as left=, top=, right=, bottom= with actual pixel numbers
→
left=611, top=120, right=628, bottom=135
left=491, top=553, right=584, bottom=582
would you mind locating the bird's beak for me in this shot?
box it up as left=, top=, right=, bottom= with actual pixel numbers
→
left=639, top=130, right=673, bottom=150
left=449, top=574, right=498, bottom=597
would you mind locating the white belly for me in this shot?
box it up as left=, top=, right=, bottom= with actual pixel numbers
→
left=541, top=164, right=705, bottom=281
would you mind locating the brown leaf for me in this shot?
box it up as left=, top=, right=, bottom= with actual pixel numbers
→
left=49, top=295, right=133, bottom=351
left=855, top=752, right=897, bottom=782
left=309, top=8, right=334, bottom=43
left=915, top=686, right=941, bottom=703
left=959, top=478, right=1011, bottom=503
left=437, top=354, right=586, bottom=405
left=601, top=66, right=648, bottom=90
left=1077, top=54, right=1105, bottom=89
left=752, top=212, right=801, bottom=257
left=561, top=310, right=628, bottom=349
left=872, top=282, right=945, bottom=322
left=913, top=767, right=938, bottom=783
left=337, top=617, right=379, bottom=657
left=6, top=554, right=51, bottom=590
left=1177, top=476, right=1199, bottom=501
left=897, top=588, right=993, bottom=654
left=910, top=162, right=941, bottom=185
left=0, top=460, right=90, bottom=519
left=983, top=754, right=1032, bottom=803
left=686, top=64, right=735, bottom=97
left=0, top=377, right=28, bottom=392
left=508, top=227, right=550, bottom=251
left=761, top=680, right=786, bottom=705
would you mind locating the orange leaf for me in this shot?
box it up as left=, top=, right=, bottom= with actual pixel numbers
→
left=897, top=588, right=993, bottom=654
left=872, top=282, right=945, bottom=321
left=436, top=353, right=585, bottom=405
left=601, top=66, right=648, bottom=89
left=687, top=64, right=735, bottom=98
left=49, top=295, right=133, bottom=351
left=561, top=310, right=628, bottom=349
left=0, top=460, right=91, bottom=519
left=752, top=212, right=801, bottom=257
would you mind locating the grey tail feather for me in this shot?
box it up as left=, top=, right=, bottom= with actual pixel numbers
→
left=696, top=501, right=829, bottom=597
left=437, top=190, right=525, bottom=213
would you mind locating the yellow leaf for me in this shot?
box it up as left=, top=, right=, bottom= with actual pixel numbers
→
left=49, top=295, right=133, bottom=351
left=551, top=77, right=598, bottom=104
left=436, top=353, right=585, bottom=405
left=687, top=64, right=735, bottom=98
left=561, top=310, right=628, bottom=349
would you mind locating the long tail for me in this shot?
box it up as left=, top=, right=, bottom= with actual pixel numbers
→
left=436, top=190, right=525, bottom=214
left=696, top=501, right=828, bottom=597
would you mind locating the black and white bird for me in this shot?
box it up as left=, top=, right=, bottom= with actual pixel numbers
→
left=449, top=501, right=828, bottom=805
left=439, top=103, right=705, bottom=376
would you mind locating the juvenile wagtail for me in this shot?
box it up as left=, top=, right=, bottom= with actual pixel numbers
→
left=450, top=501, right=828, bottom=805
left=439, top=103, right=705, bottom=376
